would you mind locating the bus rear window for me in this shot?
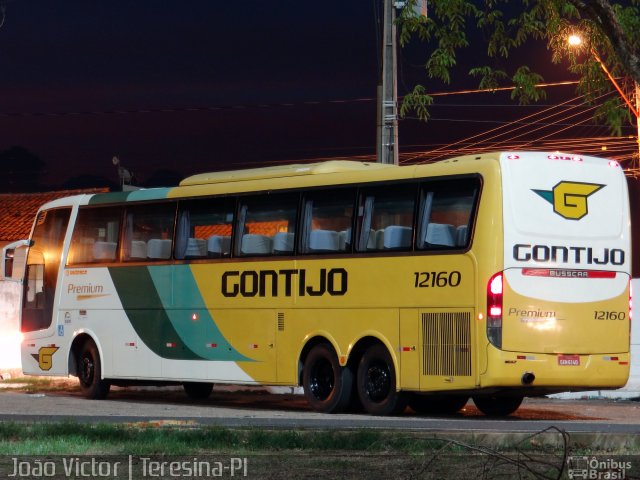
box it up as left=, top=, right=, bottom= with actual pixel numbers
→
left=356, top=184, right=417, bottom=252
left=417, top=178, right=479, bottom=250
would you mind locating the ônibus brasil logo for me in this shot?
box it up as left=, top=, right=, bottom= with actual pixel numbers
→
left=533, top=181, right=605, bottom=220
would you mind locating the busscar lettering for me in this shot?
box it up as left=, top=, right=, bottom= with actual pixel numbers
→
left=222, top=268, right=348, bottom=297
left=513, top=244, right=624, bottom=266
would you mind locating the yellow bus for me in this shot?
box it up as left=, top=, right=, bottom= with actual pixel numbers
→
left=20, top=151, right=631, bottom=416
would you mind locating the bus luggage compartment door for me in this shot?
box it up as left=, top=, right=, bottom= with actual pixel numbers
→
left=401, top=308, right=475, bottom=391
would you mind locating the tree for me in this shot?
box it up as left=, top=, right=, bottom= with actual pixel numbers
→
left=0, top=146, right=47, bottom=192
left=398, top=0, right=640, bottom=135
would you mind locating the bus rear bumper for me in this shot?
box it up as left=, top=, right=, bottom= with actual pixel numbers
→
left=481, top=349, right=630, bottom=389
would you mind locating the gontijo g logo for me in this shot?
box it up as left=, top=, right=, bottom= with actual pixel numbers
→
left=533, top=181, right=604, bottom=220
left=31, top=346, right=59, bottom=371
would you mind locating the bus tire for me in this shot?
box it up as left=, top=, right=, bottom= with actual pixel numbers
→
left=472, top=395, right=523, bottom=416
left=409, top=394, right=469, bottom=415
left=357, top=344, right=406, bottom=416
left=77, top=340, right=110, bottom=400
left=183, top=382, right=214, bottom=400
left=302, top=343, right=353, bottom=413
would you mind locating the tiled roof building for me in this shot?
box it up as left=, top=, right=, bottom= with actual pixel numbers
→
left=0, top=189, right=108, bottom=245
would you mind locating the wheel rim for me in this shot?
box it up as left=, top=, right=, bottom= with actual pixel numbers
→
left=309, top=358, right=334, bottom=401
left=364, top=360, right=391, bottom=402
left=80, top=354, right=94, bottom=387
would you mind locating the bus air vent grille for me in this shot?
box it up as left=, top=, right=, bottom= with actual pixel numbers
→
left=421, top=311, right=471, bottom=376
left=277, top=313, right=285, bottom=331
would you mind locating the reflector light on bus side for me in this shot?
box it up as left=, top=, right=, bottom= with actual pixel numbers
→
left=630, top=280, right=633, bottom=322
left=487, top=272, right=503, bottom=349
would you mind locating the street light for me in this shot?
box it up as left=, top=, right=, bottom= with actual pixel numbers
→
left=568, top=34, right=638, bottom=117
left=568, top=34, right=640, bottom=171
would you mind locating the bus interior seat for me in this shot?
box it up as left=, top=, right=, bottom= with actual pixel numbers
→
left=338, top=230, right=351, bottom=251
left=309, top=229, right=340, bottom=251
left=425, top=223, right=456, bottom=247
left=455, top=225, right=468, bottom=247
left=365, top=229, right=377, bottom=250
left=383, top=225, right=412, bottom=249
left=376, top=229, right=385, bottom=249
left=207, top=235, right=231, bottom=257
left=93, top=241, right=117, bottom=260
left=185, top=238, right=207, bottom=257
left=273, top=232, right=295, bottom=254
left=241, top=234, right=273, bottom=255
left=147, top=239, right=172, bottom=259
left=74, top=237, right=95, bottom=263
left=130, top=240, right=147, bottom=259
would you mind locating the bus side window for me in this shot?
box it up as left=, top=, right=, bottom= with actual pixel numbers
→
left=418, top=178, right=480, bottom=250
left=68, top=207, right=123, bottom=264
left=237, top=194, right=299, bottom=257
left=356, top=183, right=417, bottom=252
left=301, top=188, right=356, bottom=254
left=123, top=203, right=176, bottom=261
left=175, top=198, right=235, bottom=260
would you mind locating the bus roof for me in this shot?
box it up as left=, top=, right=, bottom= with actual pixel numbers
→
left=179, top=160, right=396, bottom=186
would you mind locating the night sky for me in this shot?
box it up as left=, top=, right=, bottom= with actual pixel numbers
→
left=0, top=1, right=384, bottom=187
left=0, top=1, right=620, bottom=188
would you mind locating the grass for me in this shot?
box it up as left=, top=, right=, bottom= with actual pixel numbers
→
left=0, top=422, right=454, bottom=455
left=0, top=423, right=579, bottom=478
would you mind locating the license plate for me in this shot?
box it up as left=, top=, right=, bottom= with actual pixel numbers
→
left=558, top=355, right=580, bottom=366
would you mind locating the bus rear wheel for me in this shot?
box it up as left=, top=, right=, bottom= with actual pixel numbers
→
left=472, top=395, right=523, bottom=416
left=357, top=344, right=406, bottom=416
left=409, top=394, right=469, bottom=415
left=302, top=343, right=353, bottom=413
left=183, top=382, right=214, bottom=400
left=77, top=340, right=110, bottom=400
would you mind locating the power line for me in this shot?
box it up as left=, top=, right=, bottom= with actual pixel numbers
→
left=0, top=80, right=587, bottom=118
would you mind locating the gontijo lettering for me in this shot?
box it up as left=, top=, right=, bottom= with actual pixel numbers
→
left=222, top=268, right=347, bottom=297
left=513, top=244, right=625, bottom=266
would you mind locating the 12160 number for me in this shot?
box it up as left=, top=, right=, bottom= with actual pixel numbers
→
left=413, top=271, right=461, bottom=288
left=594, top=310, right=626, bottom=320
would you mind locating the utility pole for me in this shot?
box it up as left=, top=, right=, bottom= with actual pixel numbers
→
left=377, top=0, right=399, bottom=165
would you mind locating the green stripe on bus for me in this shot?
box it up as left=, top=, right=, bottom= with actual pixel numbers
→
left=150, top=265, right=252, bottom=362
left=88, top=191, right=132, bottom=205
left=109, top=266, right=251, bottom=362
left=88, top=188, right=171, bottom=205
left=108, top=266, right=201, bottom=360
left=125, top=188, right=172, bottom=202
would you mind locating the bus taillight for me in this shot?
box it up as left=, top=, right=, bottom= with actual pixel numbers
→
left=487, top=272, right=503, bottom=349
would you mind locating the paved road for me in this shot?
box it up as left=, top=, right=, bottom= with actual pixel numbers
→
left=1, top=385, right=640, bottom=434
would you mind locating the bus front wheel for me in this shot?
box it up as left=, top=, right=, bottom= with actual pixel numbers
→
left=357, top=344, right=406, bottom=415
left=77, top=340, right=110, bottom=400
left=472, top=395, right=523, bottom=416
left=302, top=344, right=353, bottom=413
left=183, top=382, right=214, bottom=400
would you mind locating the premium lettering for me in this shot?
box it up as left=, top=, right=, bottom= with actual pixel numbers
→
left=508, top=307, right=556, bottom=318
left=513, top=244, right=624, bottom=266
left=222, top=268, right=348, bottom=297
left=67, top=283, right=104, bottom=294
